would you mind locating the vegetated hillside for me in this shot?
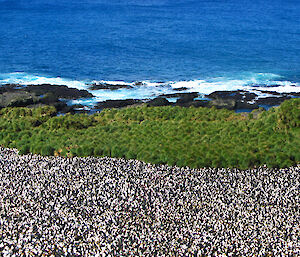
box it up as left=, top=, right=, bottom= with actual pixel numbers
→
left=0, top=99, right=299, bottom=169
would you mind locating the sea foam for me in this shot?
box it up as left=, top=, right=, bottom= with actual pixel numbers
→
left=1, top=72, right=299, bottom=106
left=0, top=72, right=87, bottom=90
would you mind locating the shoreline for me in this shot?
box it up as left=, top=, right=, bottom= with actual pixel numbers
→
left=1, top=82, right=299, bottom=115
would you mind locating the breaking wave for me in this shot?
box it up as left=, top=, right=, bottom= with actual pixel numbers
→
left=1, top=72, right=299, bottom=105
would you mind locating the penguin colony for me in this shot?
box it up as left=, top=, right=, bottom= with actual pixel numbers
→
left=0, top=148, right=299, bottom=256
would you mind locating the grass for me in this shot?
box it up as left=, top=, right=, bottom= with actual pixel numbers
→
left=0, top=98, right=299, bottom=169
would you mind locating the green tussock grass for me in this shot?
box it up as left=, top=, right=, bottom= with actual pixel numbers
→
left=0, top=98, right=299, bottom=169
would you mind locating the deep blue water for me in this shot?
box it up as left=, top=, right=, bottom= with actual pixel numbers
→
left=0, top=0, right=299, bottom=101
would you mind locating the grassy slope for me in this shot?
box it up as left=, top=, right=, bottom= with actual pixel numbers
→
left=0, top=99, right=299, bottom=169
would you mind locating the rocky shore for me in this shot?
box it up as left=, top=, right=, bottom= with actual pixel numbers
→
left=93, top=88, right=300, bottom=111
left=0, top=84, right=94, bottom=114
left=0, top=148, right=299, bottom=256
left=1, top=83, right=299, bottom=114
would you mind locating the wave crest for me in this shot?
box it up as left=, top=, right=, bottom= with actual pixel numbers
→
left=1, top=72, right=299, bottom=103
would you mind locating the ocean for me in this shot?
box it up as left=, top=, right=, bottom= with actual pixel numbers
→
left=0, top=0, right=299, bottom=104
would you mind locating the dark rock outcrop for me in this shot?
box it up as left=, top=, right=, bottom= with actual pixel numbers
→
left=23, top=84, right=94, bottom=99
left=206, top=90, right=262, bottom=110
left=0, top=84, right=93, bottom=100
left=209, top=99, right=236, bottom=110
left=39, top=93, right=59, bottom=105
left=254, top=89, right=300, bottom=97
left=207, top=90, right=257, bottom=102
left=178, top=100, right=210, bottom=108
left=159, top=92, right=199, bottom=99
left=254, top=90, right=282, bottom=96
left=0, top=91, right=38, bottom=108
left=173, top=87, right=188, bottom=91
left=89, top=83, right=132, bottom=90
left=256, top=96, right=291, bottom=106
left=0, top=84, right=94, bottom=113
left=206, top=89, right=300, bottom=110
left=176, top=94, right=198, bottom=105
left=0, top=84, right=19, bottom=94
left=251, top=84, right=282, bottom=88
left=1, top=82, right=298, bottom=113
left=235, top=101, right=259, bottom=110
left=95, top=99, right=142, bottom=109
left=134, top=81, right=144, bottom=86
left=155, top=92, right=200, bottom=108
left=147, top=97, right=170, bottom=107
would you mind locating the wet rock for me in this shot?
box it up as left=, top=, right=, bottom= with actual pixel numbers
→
left=95, top=99, right=142, bottom=109
left=89, top=83, right=132, bottom=90
left=0, top=84, right=19, bottom=94
left=69, top=104, right=89, bottom=114
left=251, top=84, right=282, bottom=88
left=207, top=90, right=257, bottom=102
left=147, top=97, right=170, bottom=107
left=173, top=87, right=188, bottom=91
left=256, top=96, right=291, bottom=106
left=289, top=92, right=300, bottom=97
left=255, top=90, right=300, bottom=98
left=254, top=90, right=282, bottom=96
left=39, top=93, right=59, bottom=105
left=175, top=99, right=210, bottom=108
left=134, top=81, right=144, bottom=86
left=51, top=101, right=69, bottom=113
left=188, top=100, right=210, bottom=108
left=176, top=94, right=198, bottom=105
left=0, top=84, right=94, bottom=113
left=159, top=92, right=199, bottom=99
left=206, top=90, right=263, bottom=110
left=235, top=101, right=259, bottom=110
left=23, top=84, right=94, bottom=99
left=26, top=93, right=73, bottom=113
